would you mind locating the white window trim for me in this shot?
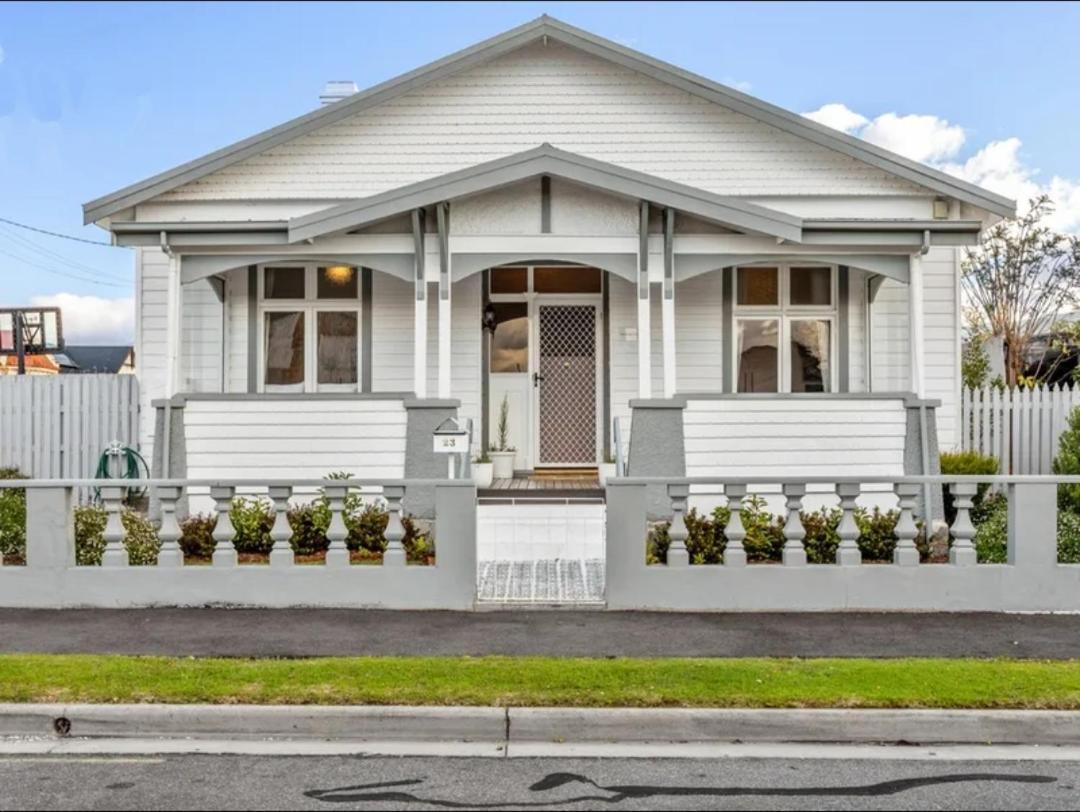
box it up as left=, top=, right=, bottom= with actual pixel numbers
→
left=256, top=263, right=362, bottom=394
left=732, top=264, right=838, bottom=393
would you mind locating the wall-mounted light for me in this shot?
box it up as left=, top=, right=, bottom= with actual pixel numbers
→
left=482, top=302, right=497, bottom=332
left=324, top=264, right=355, bottom=285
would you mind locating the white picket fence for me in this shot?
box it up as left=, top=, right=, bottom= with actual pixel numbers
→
left=961, top=384, right=1080, bottom=474
left=0, top=374, right=140, bottom=478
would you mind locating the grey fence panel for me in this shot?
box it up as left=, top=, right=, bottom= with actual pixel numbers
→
left=0, top=375, right=140, bottom=478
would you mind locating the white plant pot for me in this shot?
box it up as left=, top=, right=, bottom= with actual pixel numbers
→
left=472, top=462, right=494, bottom=489
left=490, top=451, right=516, bottom=480
left=598, top=462, right=617, bottom=487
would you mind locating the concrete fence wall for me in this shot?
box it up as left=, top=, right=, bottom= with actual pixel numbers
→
left=0, top=478, right=477, bottom=610
left=606, top=475, right=1080, bottom=612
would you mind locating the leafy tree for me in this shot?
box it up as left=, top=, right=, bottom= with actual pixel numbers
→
left=1053, top=407, right=1080, bottom=514
left=961, top=338, right=991, bottom=390
left=962, top=196, right=1080, bottom=386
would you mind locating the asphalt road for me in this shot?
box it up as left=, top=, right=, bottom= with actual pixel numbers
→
left=0, top=753, right=1075, bottom=810
left=2, top=608, right=1080, bottom=658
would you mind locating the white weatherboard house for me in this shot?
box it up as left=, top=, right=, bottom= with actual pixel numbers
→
left=83, top=16, right=1014, bottom=521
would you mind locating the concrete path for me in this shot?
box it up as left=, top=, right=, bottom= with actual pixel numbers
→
left=0, top=608, right=1079, bottom=658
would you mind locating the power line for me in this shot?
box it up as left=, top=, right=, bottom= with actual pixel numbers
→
left=0, top=247, right=129, bottom=289
left=0, top=226, right=130, bottom=282
left=0, top=216, right=116, bottom=247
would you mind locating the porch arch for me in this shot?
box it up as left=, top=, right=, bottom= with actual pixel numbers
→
left=451, top=252, right=637, bottom=284
left=180, top=253, right=414, bottom=285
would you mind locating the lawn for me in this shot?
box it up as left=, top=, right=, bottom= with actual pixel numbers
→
left=2, top=655, right=1080, bottom=708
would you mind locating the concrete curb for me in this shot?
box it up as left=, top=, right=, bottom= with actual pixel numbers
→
left=3, top=704, right=1080, bottom=747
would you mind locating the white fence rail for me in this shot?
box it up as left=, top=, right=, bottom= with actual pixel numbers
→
left=0, top=375, right=139, bottom=478
left=961, top=385, right=1080, bottom=473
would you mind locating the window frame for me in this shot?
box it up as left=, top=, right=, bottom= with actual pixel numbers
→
left=732, top=264, right=838, bottom=394
left=256, top=263, right=362, bottom=394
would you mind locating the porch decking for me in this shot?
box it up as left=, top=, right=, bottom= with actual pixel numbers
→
left=479, top=472, right=603, bottom=502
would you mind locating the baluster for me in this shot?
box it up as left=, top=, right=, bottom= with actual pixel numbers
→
left=666, top=483, right=690, bottom=567
left=210, top=485, right=238, bottom=567
left=382, top=485, right=407, bottom=567
left=893, top=482, right=921, bottom=566
left=268, top=485, right=295, bottom=567
left=948, top=482, right=978, bottom=566
left=782, top=483, right=807, bottom=567
left=324, top=484, right=351, bottom=568
left=835, top=483, right=862, bottom=566
left=156, top=485, right=184, bottom=567
left=722, top=483, right=747, bottom=567
left=100, top=485, right=128, bottom=567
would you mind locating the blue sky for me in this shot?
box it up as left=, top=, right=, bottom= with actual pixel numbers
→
left=0, top=1, right=1078, bottom=341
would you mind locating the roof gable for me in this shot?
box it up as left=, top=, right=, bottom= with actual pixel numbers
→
left=83, top=15, right=1015, bottom=224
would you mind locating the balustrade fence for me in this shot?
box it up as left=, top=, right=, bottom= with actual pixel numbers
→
left=0, top=478, right=476, bottom=609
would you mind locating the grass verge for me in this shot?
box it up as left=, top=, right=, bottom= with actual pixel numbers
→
left=2, top=655, right=1080, bottom=709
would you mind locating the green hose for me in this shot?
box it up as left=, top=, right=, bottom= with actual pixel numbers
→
left=94, top=443, right=151, bottom=502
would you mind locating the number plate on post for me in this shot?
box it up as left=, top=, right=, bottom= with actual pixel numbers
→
left=433, top=433, right=469, bottom=453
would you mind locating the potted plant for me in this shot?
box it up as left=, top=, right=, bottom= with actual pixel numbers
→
left=598, top=453, right=618, bottom=487
left=472, top=450, right=494, bottom=488
left=489, top=395, right=517, bottom=480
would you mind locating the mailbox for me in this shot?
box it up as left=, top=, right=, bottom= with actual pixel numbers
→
left=433, top=417, right=471, bottom=479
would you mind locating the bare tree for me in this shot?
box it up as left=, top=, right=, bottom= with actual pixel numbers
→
left=962, top=196, right=1080, bottom=385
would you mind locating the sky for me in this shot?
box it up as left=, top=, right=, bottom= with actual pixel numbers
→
left=0, top=0, right=1078, bottom=343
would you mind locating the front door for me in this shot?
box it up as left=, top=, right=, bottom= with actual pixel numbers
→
left=535, top=303, right=599, bottom=467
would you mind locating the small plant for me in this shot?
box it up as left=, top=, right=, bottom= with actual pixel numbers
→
left=475, top=450, right=491, bottom=464
left=74, top=505, right=161, bottom=566
left=1054, top=407, right=1080, bottom=515
left=179, top=514, right=217, bottom=559
left=494, top=394, right=515, bottom=452
left=0, top=468, right=28, bottom=563
left=940, top=450, right=999, bottom=525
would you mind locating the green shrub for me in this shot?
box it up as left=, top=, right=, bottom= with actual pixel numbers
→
left=647, top=498, right=926, bottom=565
left=74, top=505, right=161, bottom=566
left=1054, top=407, right=1080, bottom=515
left=179, top=514, right=217, bottom=559
left=973, top=493, right=1080, bottom=564
left=940, top=450, right=999, bottom=525
left=346, top=502, right=430, bottom=562
left=0, top=468, right=27, bottom=562
left=229, top=497, right=274, bottom=554
left=288, top=501, right=331, bottom=556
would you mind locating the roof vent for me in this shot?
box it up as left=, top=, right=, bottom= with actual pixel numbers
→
left=319, top=80, right=358, bottom=106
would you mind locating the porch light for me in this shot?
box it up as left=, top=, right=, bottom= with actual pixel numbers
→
left=323, top=264, right=355, bottom=286
left=483, top=302, right=497, bottom=332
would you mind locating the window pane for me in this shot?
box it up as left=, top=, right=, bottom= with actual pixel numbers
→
left=317, top=266, right=358, bottom=299
left=264, top=312, right=305, bottom=386
left=737, top=319, right=778, bottom=393
left=533, top=266, right=602, bottom=293
left=736, top=267, right=779, bottom=306
left=491, top=267, right=527, bottom=294
left=790, top=267, right=832, bottom=306
left=791, top=319, right=832, bottom=393
left=317, top=312, right=358, bottom=386
left=490, top=302, right=528, bottom=373
left=264, top=267, right=305, bottom=299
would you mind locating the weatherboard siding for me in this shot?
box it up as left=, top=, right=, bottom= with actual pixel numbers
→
left=159, top=40, right=926, bottom=203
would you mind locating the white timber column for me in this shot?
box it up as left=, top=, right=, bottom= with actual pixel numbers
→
left=164, top=248, right=182, bottom=397
left=661, top=207, right=677, bottom=399
left=908, top=244, right=927, bottom=398
left=637, top=201, right=652, bottom=399
left=436, top=202, right=452, bottom=399
left=411, top=209, right=427, bottom=398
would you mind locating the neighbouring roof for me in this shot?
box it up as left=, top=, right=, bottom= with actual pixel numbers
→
left=60, top=345, right=133, bottom=374
left=288, top=144, right=804, bottom=242
left=83, top=16, right=1016, bottom=225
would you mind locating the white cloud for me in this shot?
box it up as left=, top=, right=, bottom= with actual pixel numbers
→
left=0, top=45, right=5, bottom=66
left=29, top=293, right=134, bottom=345
left=803, top=104, right=1080, bottom=233
left=802, top=103, right=868, bottom=134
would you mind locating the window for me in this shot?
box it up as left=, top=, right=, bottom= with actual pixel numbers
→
left=489, top=303, right=528, bottom=373
left=734, top=265, right=836, bottom=393
left=488, top=265, right=604, bottom=296
left=259, top=264, right=361, bottom=392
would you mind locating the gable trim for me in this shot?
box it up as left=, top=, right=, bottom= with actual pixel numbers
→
left=83, top=16, right=1015, bottom=225
left=287, top=144, right=804, bottom=243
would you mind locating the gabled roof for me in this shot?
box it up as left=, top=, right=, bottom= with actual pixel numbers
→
left=60, top=345, right=134, bottom=374
left=83, top=15, right=1016, bottom=225
left=288, top=144, right=804, bottom=243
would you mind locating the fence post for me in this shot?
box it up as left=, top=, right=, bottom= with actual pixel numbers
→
left=25, top=487, right=75, bottom=570
left=1008, top=482, right=1057, bottom=570
left=435, top=483, right=478, bottom=608
left=605, top=482, right=648, bottom=609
